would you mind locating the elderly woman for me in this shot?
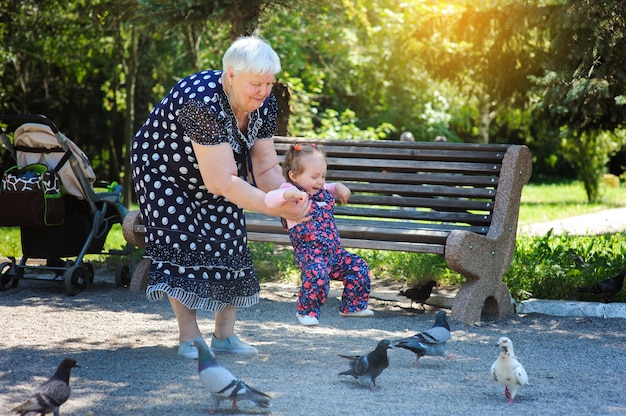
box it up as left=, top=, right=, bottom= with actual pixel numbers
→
left=130, top=36, right=310, bottom=359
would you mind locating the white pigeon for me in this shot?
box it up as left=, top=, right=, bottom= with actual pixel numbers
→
left=491, top=337, right=529, bottom=404
left=192, top=337, right=270, bottom=413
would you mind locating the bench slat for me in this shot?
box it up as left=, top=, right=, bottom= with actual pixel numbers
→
left=248, top=232, right=445, bottom=255
left=273, top=138, right=510, bottom=161
left=245, top=231, right=446, bottom=254
left=344, top=182, right=496, bottom=199
left=324, top=157, right=502, bottom=175
left=346, top=195, right=493, bottom=212
left=334, top=206, right=491, bottom=226
left=327, top=170, right=499, bottom=187
left=244, top=214, right=487, bottom=245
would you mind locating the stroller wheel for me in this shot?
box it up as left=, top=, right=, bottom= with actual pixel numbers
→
left=85, top=262, right=95, bottom=284
left=115, top=264, right=131, bottom=288
left=0, top=261, right=19, bottom=290
left=63, top=265, right=90, bottom=296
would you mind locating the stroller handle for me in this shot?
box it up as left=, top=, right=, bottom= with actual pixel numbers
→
left=0, top=114, right=59, bottom=134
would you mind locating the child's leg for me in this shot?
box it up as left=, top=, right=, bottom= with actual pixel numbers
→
left=330, top=250, right=371, bottom=314
left=296, top=254, right=331, bottom=318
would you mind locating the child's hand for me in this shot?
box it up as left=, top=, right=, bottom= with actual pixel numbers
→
left=334, top=183, right=351, bottom=204
left=279, top=189, right=311, bottom=223
left=282, top=188, right=308, bottom=203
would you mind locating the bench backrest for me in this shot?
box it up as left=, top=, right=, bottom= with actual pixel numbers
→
left=245, top=137, right=520, bottom=254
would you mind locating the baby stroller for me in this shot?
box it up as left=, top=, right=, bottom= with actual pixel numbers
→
left=0, top=114, right=133, bottom=295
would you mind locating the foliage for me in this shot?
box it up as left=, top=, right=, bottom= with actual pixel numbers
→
left=297, top=108, right=395, bottom=140
left=559, top=130, right=624, bottom=202
left=2, top=0, right=626, bottom=197
left=406, top=0, right=554, bottom=143
left=247, top=242, right=299, bottom=283
left=504, top=232, right=626, bottom=302
left=355, top=248, right=463, bottom=286
left=531, top=0, right=626, bottom=201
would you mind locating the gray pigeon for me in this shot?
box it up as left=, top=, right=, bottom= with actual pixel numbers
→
left=393, top=310, right=452, bottom=365
left=338, top=339, right=392, bottom=389
left=11, top=358, right=79, bottom=416
left=491, top=337, right=529, bottom=404
left=193, top=338, right=270, bottom=413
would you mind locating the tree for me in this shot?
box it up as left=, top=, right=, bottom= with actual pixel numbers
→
left=532, top=0, right=626, bottom=201
left=406, top=0, right=553, bottom=143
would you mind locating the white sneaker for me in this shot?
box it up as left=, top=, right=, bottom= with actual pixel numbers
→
left=339, top=308, right=375, bottom=317
left=297, top=314, right=320, bottom=326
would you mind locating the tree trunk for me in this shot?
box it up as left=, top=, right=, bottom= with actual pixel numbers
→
left=122, top=25, right=138, bottom=209
left=229, top=0, right=263, bottom=39
left=273, top=81, right=291, bottom=136
left=477, top=96, right=495, bottom=144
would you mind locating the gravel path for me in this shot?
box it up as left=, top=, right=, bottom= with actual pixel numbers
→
left=1, top=274, right=625, bottom=416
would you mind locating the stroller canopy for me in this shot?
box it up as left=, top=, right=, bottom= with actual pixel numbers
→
left=14, top=123, right=96, bottom=199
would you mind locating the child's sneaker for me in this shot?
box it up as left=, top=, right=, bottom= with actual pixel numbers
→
left=210, top=334, right=258, bottom=357
left=339, top=308, right=375, bottom=317
left=297, top=314, right=320, bottom=326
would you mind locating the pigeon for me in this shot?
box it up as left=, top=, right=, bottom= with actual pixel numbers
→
left=491, top=337, right=528, bottom=404
left=399, top=280, right=438, bottom=309
left=192, top=338, right=270, bottom=413
left=393, top=310, right=452, bottom=365
left=338, top=339, right=392, bottom=389
left=577, top=270, right=626, bottom=303
left=11, top=358, right=79, bottom=416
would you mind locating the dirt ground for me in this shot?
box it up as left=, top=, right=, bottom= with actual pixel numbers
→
left=1, top=271, right=625, bottom=416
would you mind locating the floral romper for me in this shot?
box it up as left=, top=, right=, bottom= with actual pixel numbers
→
left=285, top=185, right=371, bottom=318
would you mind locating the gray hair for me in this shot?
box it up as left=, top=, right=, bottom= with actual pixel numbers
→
left=222, top=36, right=281, bottom=75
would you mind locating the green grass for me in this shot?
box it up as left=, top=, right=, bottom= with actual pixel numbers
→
left=518, top=180, right=626, bottom=224
left=2, top=180, right=625, bottom=301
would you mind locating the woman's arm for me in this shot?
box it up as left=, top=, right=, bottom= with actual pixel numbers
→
left=248, top=138, right=285, bottom=192
left=192, top=141, right=309, bottom=221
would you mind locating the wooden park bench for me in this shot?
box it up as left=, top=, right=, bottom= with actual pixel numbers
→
left=123, top=137, right=532, bottom=324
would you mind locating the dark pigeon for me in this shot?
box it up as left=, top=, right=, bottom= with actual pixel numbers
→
left=394, top=310, right=452, bottom=365
left=11, top=358, right=79, bottom=416
left=399, top=280, right=438, bottom=309
left=339, top=339, right=392, bottom=389
left=578, top=270, right=626, bottom=303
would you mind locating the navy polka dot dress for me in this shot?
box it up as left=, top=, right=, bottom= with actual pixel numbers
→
left=130, top=69, right=278, bottom=312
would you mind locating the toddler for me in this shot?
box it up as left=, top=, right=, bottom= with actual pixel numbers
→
left=265, top=143, right=373, bottom=326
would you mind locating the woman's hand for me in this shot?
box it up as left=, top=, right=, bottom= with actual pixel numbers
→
left=275, top=191, right=311, bottom=223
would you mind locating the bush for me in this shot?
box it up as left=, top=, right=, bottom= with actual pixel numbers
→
left=504, top=231, right=626, bottom=302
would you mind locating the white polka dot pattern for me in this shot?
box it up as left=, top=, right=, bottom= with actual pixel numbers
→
left=129, top=69, right=278, bottom=312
